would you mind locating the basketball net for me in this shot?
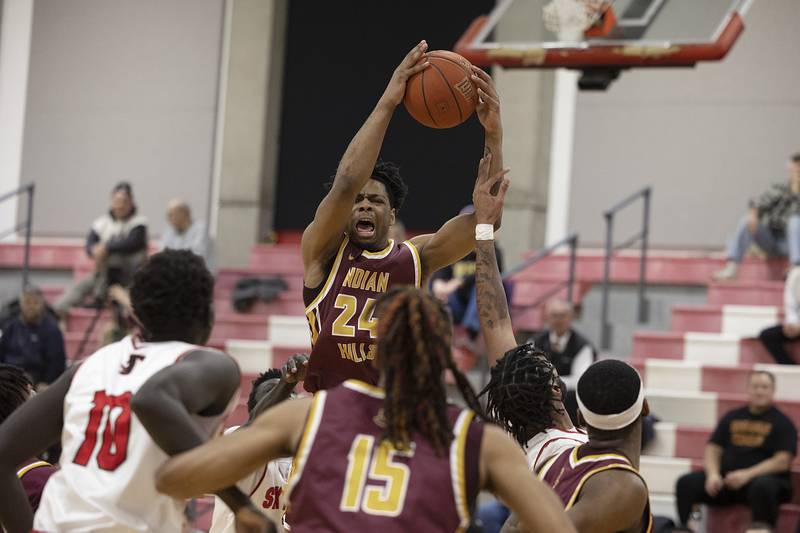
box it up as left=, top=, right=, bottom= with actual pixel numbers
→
left=543, top=0, right=614, bottom=42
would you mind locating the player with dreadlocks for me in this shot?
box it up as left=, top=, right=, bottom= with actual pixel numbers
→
left=156, top=281, right=575, bottom=532
left=0, top=364, right=56, bottom=514
left=469, top=147, right=652, bottom=533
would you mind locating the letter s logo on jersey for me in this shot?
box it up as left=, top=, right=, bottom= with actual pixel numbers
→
left=262, top=486, right=283, bottom=510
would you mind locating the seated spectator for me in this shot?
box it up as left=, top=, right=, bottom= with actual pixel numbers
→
left=0, top=287, right=65, bottom=389
left=54, top=182, right=148, bottom=317
left=529, top=298, right=595, bottom=423
left=161, top=199, right=214, bottom=272
left=714, top=153, right=800, bottom=280
left=675, top=370, right=796, bottom=531
left=0, top=363, right=56, bottom=511
left=758, top=265, right=800, bottom=364
left=431, top=206, right=505, bottom=341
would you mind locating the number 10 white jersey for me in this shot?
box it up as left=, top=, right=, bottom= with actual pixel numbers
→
left=35, top=336, right=237, bottom=532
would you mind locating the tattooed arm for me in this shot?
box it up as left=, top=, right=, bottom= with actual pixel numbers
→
left=471, top=154, right=515, bottom=367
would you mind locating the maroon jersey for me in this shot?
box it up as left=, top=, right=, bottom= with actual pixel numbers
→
left=284, top=380, right=483, bottom=532
left=538, top=445, right=653, bottom=533
left=303, top=237, right=421, bottom=392
left=17, top=460, right=55, bottom=512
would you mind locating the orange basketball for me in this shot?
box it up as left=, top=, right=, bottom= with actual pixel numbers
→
left=404, top=50, right=477, bottom=129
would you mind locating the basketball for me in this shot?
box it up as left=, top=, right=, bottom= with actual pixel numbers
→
left=403, top=50, right=477, bottom=129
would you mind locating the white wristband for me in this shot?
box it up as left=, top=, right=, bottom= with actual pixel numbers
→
left=475, top=224, right=494, bottom=241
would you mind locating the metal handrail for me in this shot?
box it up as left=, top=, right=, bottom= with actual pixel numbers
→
left=503, top=233, right=579, bottom=310
left=0, top=183, right=36, bottom=287
left=600, top=186, right=651, bottom=350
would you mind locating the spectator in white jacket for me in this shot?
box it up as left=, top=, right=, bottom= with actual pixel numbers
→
left=161, top=199, right=215, bottom=272
left=758, top=266, right=800, bottom=364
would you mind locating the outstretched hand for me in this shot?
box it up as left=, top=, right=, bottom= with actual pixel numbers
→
left=472, top=154, right=510, bottom=226
left=471, top=66, right=502, bottom=135
left=380, top=40, right=430, bottom=108
left=281, top=353, right=310, bottom=385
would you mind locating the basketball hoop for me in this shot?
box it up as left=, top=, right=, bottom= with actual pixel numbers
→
left=543, top=0, right=615, bottom=42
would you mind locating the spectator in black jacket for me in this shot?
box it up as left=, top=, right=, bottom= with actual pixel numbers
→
left=529, top=299, right=596, bottom=423
left=54, top=182, right=148, bottom=317
left=0, top=287, right=65, bottom=389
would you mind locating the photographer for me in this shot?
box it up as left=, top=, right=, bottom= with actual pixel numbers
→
left=54, top=182, right=148, bottom=318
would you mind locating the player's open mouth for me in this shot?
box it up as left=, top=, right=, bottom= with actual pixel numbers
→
left=356, top=220, right=375, bottom=238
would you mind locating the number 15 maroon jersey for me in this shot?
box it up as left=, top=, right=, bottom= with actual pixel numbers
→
left=284, top=380, right=484, bottom=532
left=303, top=237, right=421, bottom=393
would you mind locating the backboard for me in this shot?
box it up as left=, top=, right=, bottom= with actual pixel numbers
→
left=454, top=0, right=753, bottom=74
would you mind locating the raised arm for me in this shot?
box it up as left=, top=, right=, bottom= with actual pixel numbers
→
left=0, top=366, right=77, bottom=533
left=156, top=397, right=313, bottom=498
left=302, top=41, right=430, bottom=286
left=480, top=425, right=575, bottom=533
left=471, top=153, right=516, bottom=365
left=410, top=66, right=505, bottom=279
left=247, top=353, right=309, bottom=422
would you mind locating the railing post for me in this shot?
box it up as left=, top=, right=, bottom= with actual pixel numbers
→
left=600, top=213, right=613, bottom=351
left=567, top=235, right=577, bottom=303
left=22, top=184, right=35, bottom=288
left=638, top=187, right=650, bottom=324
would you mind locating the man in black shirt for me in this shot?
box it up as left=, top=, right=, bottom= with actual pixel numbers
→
left=675, top=370, right=797, bottom=530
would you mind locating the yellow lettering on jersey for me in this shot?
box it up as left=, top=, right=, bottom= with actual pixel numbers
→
left=342, top=267, right=357, bottom=288
left=351, top=269, right=365, bottom=288
left=336, top=342, right=376, bottom=363
left=377, top=272, right=389, bottom=293
left=363, top=271, right=377, bottom=292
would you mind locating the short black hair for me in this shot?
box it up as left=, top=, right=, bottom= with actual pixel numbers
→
left=577, top=359, right=642, bottom=437
left=247, top=369, right=282, bottom=413
left=791, top=153, right=800, bottom=164
left=0, top=364, right=32, bottom=425
left=748, top=369, right=775, bottom=386
left=325, top=160, right=409, bottom=211
left=480, top=343, right=559, bottom=447
left=113, top=181, right=133, bottom=197
left=129, top=250, right=214, bottom=343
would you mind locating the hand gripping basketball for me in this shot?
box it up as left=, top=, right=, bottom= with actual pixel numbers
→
left=471, top=66, right=502, bottom=135
left=380, top=40, right=430, bottom=108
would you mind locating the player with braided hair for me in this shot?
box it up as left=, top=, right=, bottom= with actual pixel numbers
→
left=0, top=364, right=56, bottom=514
left=156, top=281, right=575, bottom=533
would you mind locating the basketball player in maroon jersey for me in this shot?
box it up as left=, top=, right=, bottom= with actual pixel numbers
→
left=501, top=360, right=653, bottom=533
left=470, top=184, right=650, bottom=533
left=301, top=39, right=506, bottom=392
left=156, top=287, right=575, bottom=531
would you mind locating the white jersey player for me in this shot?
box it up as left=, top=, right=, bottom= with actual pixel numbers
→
left=209, top=354, right=309, bottom=533
left=0, top=250, right=268, bottom=533
left=36, top=337, right=236, bottom=532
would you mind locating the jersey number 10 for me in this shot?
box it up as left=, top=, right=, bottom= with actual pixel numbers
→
left=339, top=434, right=414, bottom=517
left=73, top=391, right=133, bottom=471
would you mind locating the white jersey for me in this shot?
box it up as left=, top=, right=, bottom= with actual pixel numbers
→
left=35, top=336, right=237, bottom=532
left=209, top=427, right=292, bottom=533
left=525, top=427, right=589, bottom=472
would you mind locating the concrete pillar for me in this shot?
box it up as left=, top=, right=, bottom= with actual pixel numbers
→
left=210, top=0, right=286, bottom=267
left=0, top=0, right=34, bottom=237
